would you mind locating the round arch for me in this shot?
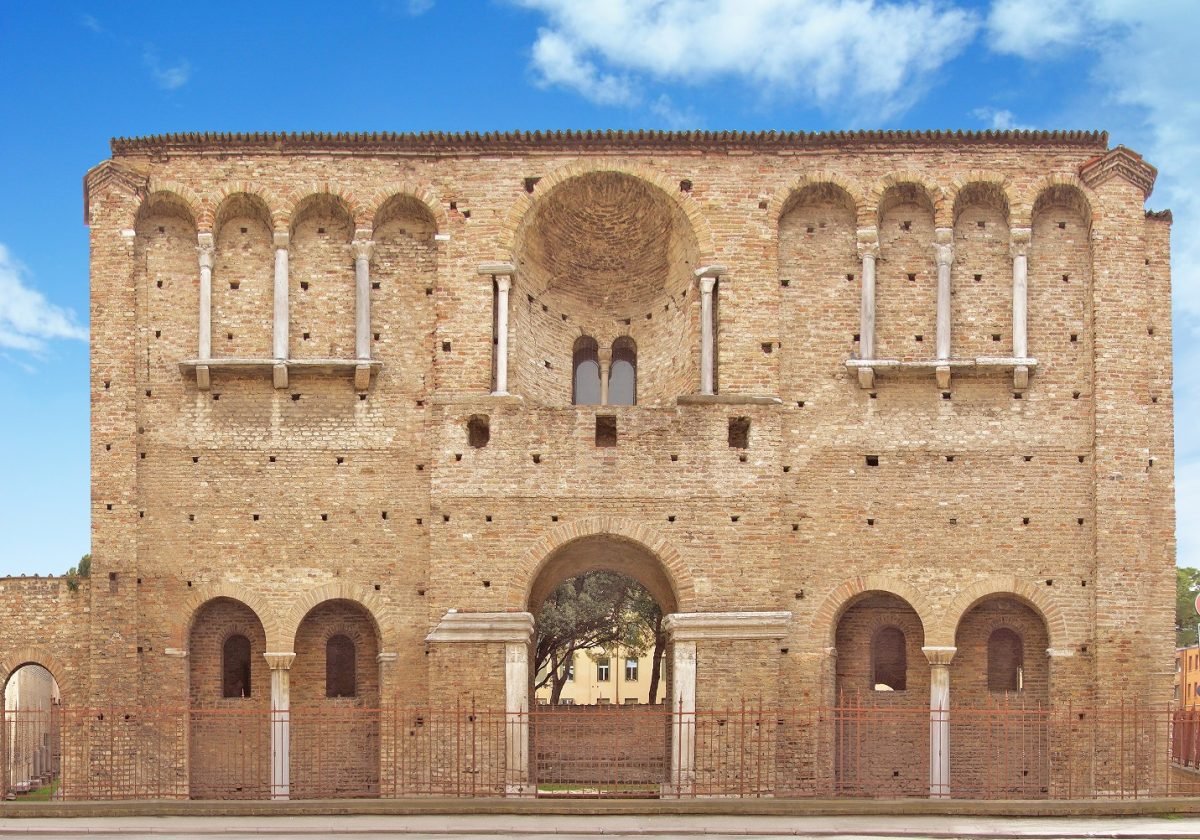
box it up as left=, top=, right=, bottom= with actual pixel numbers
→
left=511, top=517, right=695, bottom=614
left=811, top=575, right=936, bottom=648
left=499, top=159, right=716, bottom=265
left=279, top=582, right=392, bottom=652
left=177, top=582, right=282, bottom=651
left=135, top=188, right=198, bottom=231
left=939, top=576, right=1069, bottom=651
left=771, top=173, right=865, bottom=224
left=279, top=185, right=360, bottom=232
left=866, top=172, right=946, bottom=229
left=212, top=189, right=276, bottom=236
left=0, top=649, right=71, bottom=705
left=948, top=176, right=1013, bottom=226
left=362, top=183, right=449, bottom=232
left=1015, top=176, right=1097, bottom=230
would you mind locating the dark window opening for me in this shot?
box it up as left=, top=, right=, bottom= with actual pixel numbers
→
left=728, top=416, right=750, bottom=449
left=988, top=627, right=1024, bottom=692
left=467, top=414, right=490, bottom=448
left=596, top=415, right=617, bottom=447
left=872, top=626, right=907, bottom=691
left=326, top=634, right=357, bottom=698
left=222, top=634, right=252, bottom=698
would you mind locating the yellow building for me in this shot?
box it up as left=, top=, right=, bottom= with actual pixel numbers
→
left=535, top=647, right=667, bottom=706
left=1177, top=645, right=1200, bottom=706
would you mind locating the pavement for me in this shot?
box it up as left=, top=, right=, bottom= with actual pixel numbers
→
left=2, top=814, right=1200, bottom=839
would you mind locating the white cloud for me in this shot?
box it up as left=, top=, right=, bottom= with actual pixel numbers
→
left=407, top=0, right=434, bottom=14
left=650, top=94, right=701, bottom=130
left=143, top=48, right=191, bottom=91
left=986, top=0, right=1088, bottom=58
left=0, top=244, right=87, bottom=355
left=80, top=13, right=104, bottom=34
left=514, top=0, right=980, bottom=118
left=972, top=107, right=1032, bottom=130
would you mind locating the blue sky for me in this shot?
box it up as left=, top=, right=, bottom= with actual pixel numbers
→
left=0, top=1, right=1197, bottom=576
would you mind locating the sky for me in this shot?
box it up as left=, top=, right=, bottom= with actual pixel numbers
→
left=0, top=0, right=1197, bottom=576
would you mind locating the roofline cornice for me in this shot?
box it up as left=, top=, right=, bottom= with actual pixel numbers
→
left=111, top=129, right=1111, bottom=156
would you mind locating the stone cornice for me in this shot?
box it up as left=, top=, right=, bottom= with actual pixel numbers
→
left=425, top=610, right=535, bottom=644
left=83, top=160, right=149, bottom=224
left=1079, top=146, right=1158, bottom=199
left=663, top=611, right=791, bottom=641
left=111, top=129, right=1110, bottom=157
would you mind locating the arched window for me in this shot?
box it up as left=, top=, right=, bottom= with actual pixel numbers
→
left=572, top=336, right=600, bottom=405
left=987, top=627, right=1024, bottom=692
left=222, top=634, right=252, bottom=698
left=326, top=634, right=357, bottom=698
left=871, top=626, right=907, bottom=691
left=609, top=336, right=637, bottom=405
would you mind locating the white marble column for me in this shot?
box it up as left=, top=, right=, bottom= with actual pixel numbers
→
left=695, top=266, right=725, bottom=395
left=197, top=233, right=214, bottom=360
left=670, top=640, right=697, bottom=795
left=477, top=264, right=516, bottom=396
left=934, top=228, right=953, bottom=361
left=352, top=235, right=374, bottom=360
left=857, top=230, right=879, bottom=361
left=923, top=646, right=956, bottom=799
left=1011, top=228, right=1032, bottom=391
left=598, top=346, right=612, bottom=406
left=264, top=652, right=295, bottom=800
left=272, top=231, right=290, bottom=389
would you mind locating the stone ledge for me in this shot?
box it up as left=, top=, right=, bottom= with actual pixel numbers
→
left=178, top=358, right=382, bottom=391
left=425, top=611, right=534, bottom=644
left=664, top=611, right=791, bottom=641
left=676, top=394, right=783, bottom=406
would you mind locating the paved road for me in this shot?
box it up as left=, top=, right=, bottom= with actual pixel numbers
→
left=2, top=814, right=1200, bottom=838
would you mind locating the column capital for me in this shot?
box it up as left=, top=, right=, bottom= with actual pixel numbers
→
left=921, top=645, right=957, bottom=666
left=272, top=230, right=290, bottom=249
left=694, top=264, right=727, bottom=279
left=477, top=262, right=516, bottom=277
left=425, top=610, right=534, bottom=644
left=495, top=274, right=512, bottom=293
left=197, top=231, right=214, bottom=249
left=1010, top=227, right=1032, bottom=257
left=197, top=241, right=215, bottom=270
left=699, top=275, right=717, bottom=295
left=663, top=611, right=791, bottom=641
left=856, top=228, right=880, bottom=258
left=263, top=651, right=296, bottom=670
left=934, top=227, right=953, bottom=266
left=377, top=651, right=398, bottom=664
left=351, top=239, right=375, bottom=262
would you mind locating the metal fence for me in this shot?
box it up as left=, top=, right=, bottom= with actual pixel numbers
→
left=5, top=701, right=1200, bottom=800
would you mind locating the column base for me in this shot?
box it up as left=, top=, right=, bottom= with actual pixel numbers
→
left=505, top=782, right=536, bottom=798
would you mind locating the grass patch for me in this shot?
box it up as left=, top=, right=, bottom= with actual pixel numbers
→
left=20, top=780, right=59, bottom=801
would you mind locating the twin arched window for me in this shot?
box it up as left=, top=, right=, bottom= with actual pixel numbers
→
left=572, top=336, right=637, bottom=405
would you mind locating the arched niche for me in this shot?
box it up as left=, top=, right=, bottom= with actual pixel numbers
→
left=289, top=194, right=355, bottom=359
left=135, top=191, right=198, bottom=372
left=511, top=171, right=700, bottom=407
left=213, top=193, right=275, bottom=359
left=875, top=183, right=936, bottom=361
left=952, top=183, right=1013, bottom=361
left=1030, top=185, right=1092, bottom=392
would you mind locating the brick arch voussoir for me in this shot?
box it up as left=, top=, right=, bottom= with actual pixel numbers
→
left=280, top=582, right=392, bottom=652
left=938, top=576, right=1069, bottom=651
left=509, top=516, right=696, bottom=613
left=178, top=582, right=283, bottom=652
left=0, top=647, right=74, bottom=705
left=813, top=574, right=937, bottom=648
left=137, top=183, right=202, bottom=232
left=362, top=182, right=448, bottom=232
left=866, top=171, right=947, bottom=229
left=1022, top=175, right=1098, bottom=230
left=280, top=183, right=361, bottom=232
left=947, top=172, right=1014, bottom=225
left=499, top=159, right=717, bottom=266
left=770, top=171, right=866, bottom=223
left=209, top=182, right=286, bottom=233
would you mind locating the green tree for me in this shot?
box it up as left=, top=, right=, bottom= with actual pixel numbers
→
left=1178, top=566, right=1200, bottom=646
left=533, top=571, right=662, bottom=705
left=64, top=553, right=91, bottom=592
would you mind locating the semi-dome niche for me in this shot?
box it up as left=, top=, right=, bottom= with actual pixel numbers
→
left=511, top=171, right=700, bottom=407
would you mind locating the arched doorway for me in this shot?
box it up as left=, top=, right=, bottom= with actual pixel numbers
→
left=951, top=595, right=1051, bottom=798
left=832, top=591, right=930, bottom=797
left=2, top=664, right=61, bottom=800
left=289, top=599, right=381, bottom=799
left=525, top=534, right=678, bottom=797
left=188, top=597, right=270, bottom=799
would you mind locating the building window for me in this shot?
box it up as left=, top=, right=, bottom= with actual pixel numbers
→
left=625, top=657, right=639, bottom=682
left=596, top=657, right=611, bottom=682
left=987, top=627, right=1024, bottom=692
left=609, top=336, right=637, bottom=405
left=326, top=634, right=356, bottom=698
left=572, top=336, right=600, bottom=405
left=565, top=658, right=575, bottom=682
left=871, top=626, right=906, bottom=691
left=559, top=697, right=575, bottom=706
left=222, top=634, right=252, bottom=698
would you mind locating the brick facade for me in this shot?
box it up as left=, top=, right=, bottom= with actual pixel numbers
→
left=0, top=130, right=1175, bottom=798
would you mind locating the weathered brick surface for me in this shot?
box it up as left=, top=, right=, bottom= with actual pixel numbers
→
left=0, top=131, right=1172, bottom=798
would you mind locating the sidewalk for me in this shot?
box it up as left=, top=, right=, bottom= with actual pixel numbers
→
left=1, top=813, right=1200, bottom=838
